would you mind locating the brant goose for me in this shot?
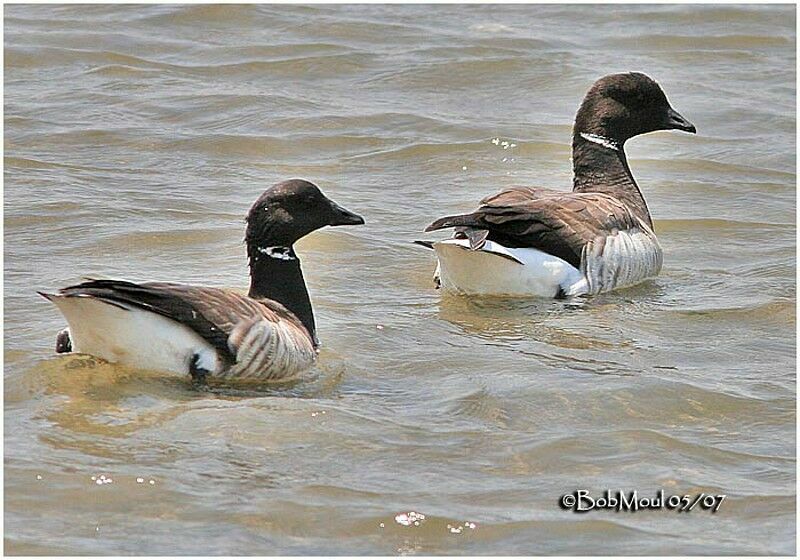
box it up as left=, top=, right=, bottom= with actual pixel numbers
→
left=39, top=179, right=364, bottom=381
left=421, top=72, right=695, bottom=297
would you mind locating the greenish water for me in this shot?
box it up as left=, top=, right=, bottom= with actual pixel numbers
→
left=4, top=4, right=795, bottom=555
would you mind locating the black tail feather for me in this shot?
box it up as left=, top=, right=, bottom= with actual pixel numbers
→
left=424, top=213, right=480, bottom=232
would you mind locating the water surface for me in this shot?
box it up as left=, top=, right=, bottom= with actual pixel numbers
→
left=4, top=4, right=796, bottom=555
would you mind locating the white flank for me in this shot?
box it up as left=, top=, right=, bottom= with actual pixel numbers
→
left=48, top=296, right=223, bottom=375
left=433, top=238, right=585, bottom=297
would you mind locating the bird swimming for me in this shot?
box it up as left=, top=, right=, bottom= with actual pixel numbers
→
left=420, top=72, right=696, bottom=297
left=39, top=179, right=364, bottom=382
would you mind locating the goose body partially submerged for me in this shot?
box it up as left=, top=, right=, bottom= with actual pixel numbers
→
left=422, top=72, right=695, bottom=297
left=40, top=179, right=364, bottom=381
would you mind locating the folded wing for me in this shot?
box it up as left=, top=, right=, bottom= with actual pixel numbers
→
left=57, top=279, right=316, bottom=378
left=426, top=189, right=644, bottom=270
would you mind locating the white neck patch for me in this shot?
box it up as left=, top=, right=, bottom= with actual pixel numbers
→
left=579, top=132, right=620, bottom=151
left=258, top=246, right=296, bottom=261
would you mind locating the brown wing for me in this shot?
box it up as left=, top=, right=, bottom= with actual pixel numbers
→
left=161, top=284, right=307, bottom=345
left=426, top=191, right=643, bottom=269
left=57, top=279, right=309, bottom=364
left=479, top=186, right=564, bottom=205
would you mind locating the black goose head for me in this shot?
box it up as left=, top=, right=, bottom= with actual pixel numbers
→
left=245, top=179, right=364, bottom=249
left=573, top=72, right=696, bottom=144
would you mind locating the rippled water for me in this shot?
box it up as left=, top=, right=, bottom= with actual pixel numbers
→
left=4, top=4, right=796, bottom=555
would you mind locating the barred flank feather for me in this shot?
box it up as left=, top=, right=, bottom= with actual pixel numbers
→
left=226, top=317, right=316, bottom=380
left=581, top=227, right=662, bottom=294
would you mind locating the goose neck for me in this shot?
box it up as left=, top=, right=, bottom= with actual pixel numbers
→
left=571, top=133, right=653, bottom=229
left=247, top=244, right=316, bottom=344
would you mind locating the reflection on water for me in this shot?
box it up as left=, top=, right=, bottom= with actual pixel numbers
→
left=26, top=351, right=349, bottom=441
left=5, top=3, right=795, bottom=555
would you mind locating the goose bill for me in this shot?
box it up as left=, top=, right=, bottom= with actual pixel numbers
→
left=664, top=107, right=696, bottom=133
left=328, top=201, right=365, bottom=226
